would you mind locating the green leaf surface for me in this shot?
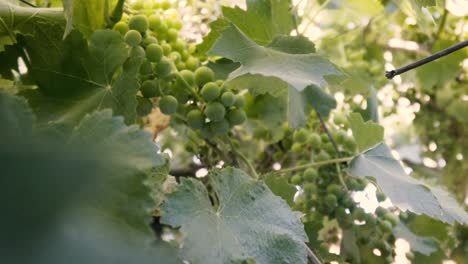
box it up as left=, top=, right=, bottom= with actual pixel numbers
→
left=267, top=35, right=316, bottom=54
left=161, top=167, right=307, bottom=264
left=348, top=112, right=384, bottom=152
left=71, top=0, right=114, bottom=38
left=393, top=223, right=437, bottom=255
left=340, top=229, right=361, bottom=263
left=350, top=142, right=468, bottom=224
left=222, top=0, right=295, bottom=45
left=264, top=173, right=297, bottom=206
left=0, top=90, right=34, bottom=139
left=354, top=85, right=379, bottom=123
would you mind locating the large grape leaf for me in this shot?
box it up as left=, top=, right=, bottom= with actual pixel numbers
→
left=221, top=0, right=295, bottom=45
left=0, top=92, right=178, bottom=263
left=68, top=0, right=119, bottom=38
left=264, top=173, right=297, bottom=206
left=161, top=168, right=307, bottom=264
left=349, top=142, right=468, bottom=224
left=393, top=223, right=437, bottom=255
left=348, top=113, right=383, bottom=152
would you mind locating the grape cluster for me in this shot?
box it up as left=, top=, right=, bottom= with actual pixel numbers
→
left=113, top=2, right=246, bottom=138
left=269, top=112, right=399, bottom=263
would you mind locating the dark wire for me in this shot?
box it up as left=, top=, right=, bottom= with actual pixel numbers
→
left=19, top=0, right=37, bottom=7
left=385, top=40, right=468, bottom=79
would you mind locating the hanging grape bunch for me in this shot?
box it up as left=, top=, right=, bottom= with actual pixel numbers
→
left=113, top=1, right=246, bottom=138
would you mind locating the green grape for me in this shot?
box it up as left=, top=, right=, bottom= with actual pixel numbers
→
left=179, top=70, right=195, bottom=86
left=176, top=62, right=186, bottom=71
left=140, top=60, right=154, bottom=75
left=375, top=206, right=387, bottom=217
left=180, top=50, right=189, bottom=61
left=201, top=125, right=214, bottom=139
left=210, top=119, right=230, bottom=134
left=353, top=207, right=366, bottom=221
left=326, top=184, right=342, bottom=196
left=140, top=80, right=159, bottom=98
left=364, top=213, right=376, bottom=226
left=291, top=143, right=302, bottom=154
left=172, top=39, right=185, bottom=53
left=334, top=130, right=347, bottom=144
left=129, top=46, right=145, bottom=58
left=143, top=36, right=158, bottom=46
left=303, top=183, right=316, bottom=194
left=125, top=30, right=142, bottom=47
left=145, top=44, right=163, bottom=62
left=128, top=14, right=149, bottom=33
left=233, top=94, right=246, bottom=108
left=333, top=113, right=347, bottom=126
left=290, top=174, right=302, bottom=185
left=376, top=193, right=386, bottom=202
left=167, top=28, right=178, bottom=42
left=130, top=1, right=144, bottom=10
left=324, top=193, right=338, bottom=208
left=113, top=21, right=129, bottom=35
left=161, top=42, right=172, bottom=55
left=195, top=66, right=215, bottom=87
left=293, top=129, right=308, bottom=143
left=169, top=51, right=181, bottom=63
left=308, top=133, right=322, bottom=146
left=379, top=220, right=393, bottom=233
left=204, top=102, right=225, bottom=121
left=345, top=177, right=358, bottom=190
left=323, top=142, right=335, bottom=154
left=201, top=82, right=220, bottom=101
left=160, top=0, right=171, bottom=10
left=172, top=19, right=182, bottom=30
left=343, top=137, right=357, bottom=152
left=186, top=57, right=199, bottom=71
left=221, top=92, right=235, bottom=107
left=227, top=109, right=246, bottom=126
left=405, top=252, right=414, bottom=260
left=321, top=134, right=329, bottom=142
left=316, top=151, right=330, bottom=162
left=148, top=14, right=162, bottom=30
left=155, top=57, right=172, bottom=77
left=341, top=194, right=354, bottom=208
left=136, top=97, right=153, bottom=116
left=159, top=95, right=178, bottom=115
left=399, top=211, right=408, bottom=220
left=303, top=168, right=318, bottom=181
left=187, top=109, right=205, bottom=129
left=383, top=213, right=399, bottom=226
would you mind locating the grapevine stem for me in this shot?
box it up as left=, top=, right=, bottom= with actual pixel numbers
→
left=317, top=112, right=340, bottom=157
left=305, top=244, right=322, bottom=264
left=276, top=157, right=352, bottom=174
left=19, top=0, right=36, bottom=7
left=232, top=148, right=259, bottom=179
left=434, top=9, right=448, bottom=45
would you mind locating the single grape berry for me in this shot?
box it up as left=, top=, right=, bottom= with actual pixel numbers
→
left=148, top=15, right=162, bottom=30
left=172, top=39, right=185, bottom=53
left=145, top=44, right=163, bottom=62
left=155, top=57, right=172, bottom=77
left=143, top=36, right=158, bottom=46
left=353, top=207, right=367, bottom=221
left=128, top=14, right=149, bottom=33
left=221, top=92, right=235, bottom=107
left=125, top=30, right=142, bottom=47
left=210, top=119, right=230, bottom=134
left=233, top=94, right=246, bottom=108
left=303, top=183, right=316, bottom=194
left=303, top=168, right=318, bottom=181
left=326, top=184, right=342, bottom=196
left=113, top=21, right=129, bottom=35
left=136, top=97, right=153, bottom=116
left=129, top=46, right=145, bottom=58
left=293, top=129, right=308, bottom=143
left=227, top=109, right=246, bottom=126
left=324, top=193, right=338, bottom=208
left=179, top=70, right=195, bottom=86
left=160, top=42, right=172, bottom=55
left=290, top=174, right=302, bottom=185
left=140, top=80, right=159, bottom=98
left=204, top=102, right=225, bottom=121
left=291, top=143, right=302, bottom=154
left=375, top=206, right=387, bottom=217
left=195, top=66, right=214, bottom=87
left=333, top=113, right=347, bottom=126
left=384, top=213, right=399, bottom=226
left=186, top=109, right=205, bottom=129
left=201, top=82, right=221, bottom=101
left=139, top=60, right=153, bottom=75
left=186, top=56, right=199, bottom=71
left=159, top=95, right=178, bottom=115
left=376, top=193, right=386, bottom=202
left=167, top=28, right=178, bottom=42
left=379, top=220, right=393, bottom=233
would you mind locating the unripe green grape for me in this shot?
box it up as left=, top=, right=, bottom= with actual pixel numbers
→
left=179, top=70, right=195, bottom=86
left=303, top=183, right=316, bottom=194
left=405, top=252, right=414, bottom=260
left=353, top=207, right=366, bottom=221
left=210, top=119, right=230, bottom=134
left=146, top=44, right=163, bottom=62
left=204, top=102, right=225, bottom=121
left=345, top=177, right=358, bottom=190
left=321, top=134, right=329, bottom=142
left=128, top=15, right=148, bottom=33
left=273, top=152, right=283, bottom=161
left=303, top=168, right=318, bottom=181
left=316, top=151, right=330, bottom=162
left=161, top=42, right=172, bottom=55
left=293, top=129, right=308, bottom=143
left=308, top=133, right=322, bottom=146
left=139, top=60, right=154, bottom=75
left=187, top=109, right=205, bottom=129
left=201, top=125, right=214, bottom=139
left=379, top=220, right=393, bottom=233
left=159, top=95, right=178, bottom=115
left=343, top=137, right=357, bottom=152
left=376, top=193, right=386, bottom=202
left=335, top=207, right=347, bottom=219
left=323, top=142, right=335, bottom=154
left=180, top=50, right=189, bottom=61
left=291, top=142, right=302, bottom=154
left=215, top=80, right=224, bottom=87
left=167, top=28, right=178, bottom=42
left=384, top=213, right=399, bottom=226
left=324, top=193, right=338, bottom=208
left=290, top=174, right=302, bottom=185
left=176, top=62, right=186, bottom=70
left=136, top=97, right=153, bottom=116
left=129, top=46, right=145, bottom=58
left=233, top=94, right=246, bottom=108
left=140, top=80, right=159, bottom=98
left=113, top=21, right=129, bottom=35
left=333, top=113, right=347, bottom=126
left=172, top=39, right=185, bottom=53
left=155, top=57, right=172, bottom=77
left=201, top=82, right=220, bottom=101
left=143, top=36, right=158, bottom=46
left=125, top=30, right=142, bottom=46
left=399, top=211, right=408, bottom=220
left=227, top=109, right=246, bottom=126
left=221, top=92, right=235, bottom=107
left=375, top=206, right=387, bottom=217
left=160, top=0, right=171, bottom=9
left=148, top=14, right=162, bottom=30
left=326, top=184, right=342, bottom=196
left=364, top=214, right=376, bottom=226
left=130, top=1, right=144, bottom=10
left=355, top=178, right=367, bottom=191
left=341, top=195, right=354, bottom=209
left=156, top=21, right=168, bottom=35
left=195, top=66, right=215, bottom=87
left=172, top=19, right=182, bottom=30
left=334, top=130, right=347, bottom=144
left=169, top=51, right=181, bottom=63
left=186, top=57, right=199, bottom=71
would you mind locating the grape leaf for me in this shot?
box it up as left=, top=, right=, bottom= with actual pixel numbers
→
left=340, top=229, right=360, bottom=263
left=161, top=167, right=307, bottom=264
left=348, top=112, right=384, bottom=152
left=349, top=142, right=468, bottom=224
left=0, top=90, right=34, bottom=139
left=62, top=0, right=73, bottom=37
left=264, top=173, right=297, bottom=206
left=222, top=0, right=295, bottom=45
left=394, top=223, right=437, bottom=255
left=354, top=85, right=379, bottom=123
left=70, top=0, right=116, bottom=38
